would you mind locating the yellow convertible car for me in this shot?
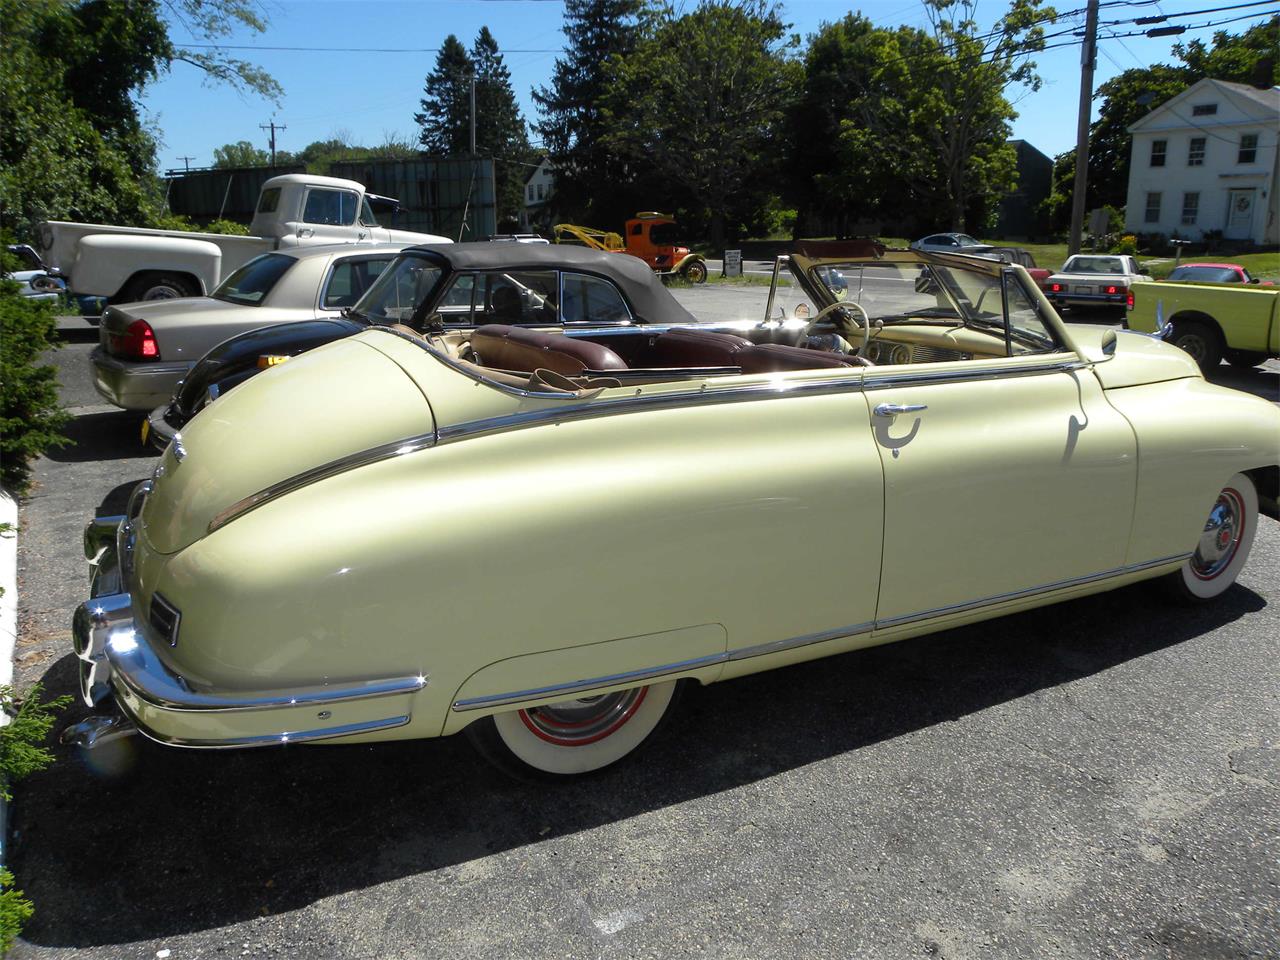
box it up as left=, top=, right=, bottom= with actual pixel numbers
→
left=66, top=245, right=1280, bottom=778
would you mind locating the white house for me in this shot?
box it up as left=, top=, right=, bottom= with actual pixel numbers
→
left=520, top=156, right=555, bottom=232
left=1124, top=79, right=1279, bottom=245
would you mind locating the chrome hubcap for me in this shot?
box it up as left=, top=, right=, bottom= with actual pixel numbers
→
left=519, top=688, right=647, bottom=746
left=1191, top=488, right=1244, bottom=580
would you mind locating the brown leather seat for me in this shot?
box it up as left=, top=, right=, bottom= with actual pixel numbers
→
left=737, top=343, right=856, bottom=373
left=653, top=328, right=753, bottom=367
left=471, top=324, right=628, bottom=376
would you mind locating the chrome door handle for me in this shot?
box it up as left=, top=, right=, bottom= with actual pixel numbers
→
left=874, top=402, right=928, bottom=416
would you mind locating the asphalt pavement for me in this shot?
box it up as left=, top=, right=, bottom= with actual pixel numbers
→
left=8, top=305, right=1279, bottom=960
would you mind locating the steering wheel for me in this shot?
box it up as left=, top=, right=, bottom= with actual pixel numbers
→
left=803, top=299, right=873, bottom=359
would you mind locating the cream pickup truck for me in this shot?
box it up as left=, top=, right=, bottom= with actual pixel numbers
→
left=1129, top=279, right=1279, bottom=371
left=34, top=174, right=449, bottom=303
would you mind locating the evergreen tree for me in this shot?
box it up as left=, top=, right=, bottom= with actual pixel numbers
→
left=415, top=35, right=474, bottom=155
left=531, top=0, right=648, bottom=223
left=472, top=27, right=534, bottom=222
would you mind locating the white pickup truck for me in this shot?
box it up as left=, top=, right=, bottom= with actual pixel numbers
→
left=34, top=174, right=450, bottom=303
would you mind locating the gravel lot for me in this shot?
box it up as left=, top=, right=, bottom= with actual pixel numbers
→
left=9, top=302, right=1279, bottom=960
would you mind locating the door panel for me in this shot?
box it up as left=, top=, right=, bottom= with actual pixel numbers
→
left=869, top=361, right=1137, bottom=624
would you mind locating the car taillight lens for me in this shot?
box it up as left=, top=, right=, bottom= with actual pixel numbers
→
left=1105, top=285, right=1119, bottom=295
left=108, top=320, right=160, bottom=360
left=1050, top=282, right=1062, bottom=293
left=1127, top=291, right=1135, bottom=310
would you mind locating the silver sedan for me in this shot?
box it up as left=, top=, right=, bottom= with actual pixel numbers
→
left=90, top=243, right=407, bottom=410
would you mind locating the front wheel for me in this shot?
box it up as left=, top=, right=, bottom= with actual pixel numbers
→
left=1162, top=473, right=1258, bottom=603
left=465, top=680, right=682, bottom=779
left=682, top=259, right=708, bottom=284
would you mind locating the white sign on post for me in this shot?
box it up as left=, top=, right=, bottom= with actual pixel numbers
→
left=723, top=249, right=743, bottom=278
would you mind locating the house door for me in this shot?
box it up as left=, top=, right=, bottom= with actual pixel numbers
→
left=1225, top=189, right=1256, bottom=240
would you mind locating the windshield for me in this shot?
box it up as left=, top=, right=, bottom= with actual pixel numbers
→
left=648, top=223, right=682, bottom=247
left=809, top=260, right=1057, bottom=353
left=213, top=253, right=295, bottom=306
left=1062, top=256, right=1125, bottom=275
left=1168, top=266, right=1238, bottom=283
left=351, top=253, right=443, bottom=324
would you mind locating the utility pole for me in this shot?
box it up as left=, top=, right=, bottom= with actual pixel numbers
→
left=259, top=120, right=287, bottom=166
left=1068, top=0, right=1099, bottom=255
left=469, top=77, right=477, bottom=156
left=177, top=156, right=195, bottom=172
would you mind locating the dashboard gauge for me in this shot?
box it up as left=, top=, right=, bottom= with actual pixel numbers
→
left=890, top=343, right=912, bottom=365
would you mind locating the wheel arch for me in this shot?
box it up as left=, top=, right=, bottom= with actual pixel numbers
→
left=116, top=269, right=204, bottom=302
left=1245, top=464, right=1279, bottom=520
left=1168, top=309, right=1223, bottom=340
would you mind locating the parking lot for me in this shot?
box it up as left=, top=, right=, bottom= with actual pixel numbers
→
left=8, top=296, right=1279, bottom=959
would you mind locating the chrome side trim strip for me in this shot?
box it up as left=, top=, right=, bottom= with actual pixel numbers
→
left=451, top=652, right=728, bottom=712
left=125, top=710, right=411, bottom=750
left=206, top=431, right=436, bottom=534
left=449, top=555, right=1191, bottom=715
left=874, top=553, right=1193, bottom=629
left=727, top=620, right=875, bottom=661
left=862, top=358, right=1087, bottom=390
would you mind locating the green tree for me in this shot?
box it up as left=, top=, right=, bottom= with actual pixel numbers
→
left=415, top=35, right=474, bottom=155
left=0, top=0, right=281, bottom=237
left=472, top=28, right=535, bottom=222
left=212, top=140, right=270, bottom=168
left=532, top=0, right=649, bottom=224
left=838, top=0, right=1054, bottom=232
left=603, top=0, right=800, bottom=247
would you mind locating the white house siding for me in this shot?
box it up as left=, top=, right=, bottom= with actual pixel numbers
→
left=521, top=158, right=556, bottom=232
left=1124, top=79, right=1279, bottom=245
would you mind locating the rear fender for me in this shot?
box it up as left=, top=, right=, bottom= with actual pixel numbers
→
left=73, top=234, right=220, bottom=299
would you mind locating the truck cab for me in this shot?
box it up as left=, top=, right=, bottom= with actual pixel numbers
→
left=623, top=213, right=706, bottom=282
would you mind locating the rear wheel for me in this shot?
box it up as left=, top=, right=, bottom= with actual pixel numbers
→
left=465, top=680, right=682, bottom=779
left=1162, top=473, right=1258, bottom=603
left=124, top=272, right=198, bottom=302
left=682, top=259, right=708, bottom=284
left=1169, top=319, right=1223, bottom=371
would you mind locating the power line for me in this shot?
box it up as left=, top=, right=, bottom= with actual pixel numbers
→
left=180, top=43, right=562, bottom=53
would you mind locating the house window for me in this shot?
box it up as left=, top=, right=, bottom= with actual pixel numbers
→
left=1239, top=133, right=1258, bottom=164
left=536, top=183, right=544, bottom=200
left=1150, top=139, right=1166, bottom=167
left=1191, top=103, right=1218, bottom=116
left=1181, top=192, right=1199, bottom=225
left=527, top=185, right=534, bottom=201
left=1188, top=137, right=1206, bottom=166
left=1144, top=192, right=1161, bottom=224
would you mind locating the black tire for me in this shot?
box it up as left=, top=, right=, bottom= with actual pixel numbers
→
left=1169, top=319, right=1223, bottom=372
left=124, top=272, right=198, bottom=302
left=1224, top=349, right=1267, bottom=370
left=683, top=259, right=708, bottom=284
left=465, top=679, right=685, bottom=781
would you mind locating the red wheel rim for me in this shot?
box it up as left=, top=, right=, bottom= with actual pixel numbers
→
left=518, top=687, right=649, bottom=746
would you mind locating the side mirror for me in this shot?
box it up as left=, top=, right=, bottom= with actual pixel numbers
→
left=1100, top=329, right=1117, bottom=357
left=1249, top=278, right=1260, bottom=284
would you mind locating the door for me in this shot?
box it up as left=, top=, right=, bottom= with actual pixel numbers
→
left=1225, top=189, right=1255, bottom=240
left=294, top=187, right=366, bottom=244
left=868, top=358, right=1137, bottom=627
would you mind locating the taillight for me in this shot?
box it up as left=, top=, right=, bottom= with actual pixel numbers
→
left=1105, top=285, right=1119, bottom=295
left=1126, top=291, right=1135, bottom=310
left=1049, top=282, right=1063, bottom=293
left=108, top=319, right=160, bottom=360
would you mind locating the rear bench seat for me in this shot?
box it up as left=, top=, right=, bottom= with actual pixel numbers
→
left=471, top=324, right=628, bottom=375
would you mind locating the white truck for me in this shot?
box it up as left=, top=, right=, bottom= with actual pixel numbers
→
left=34, top=174, right=450, bottom=303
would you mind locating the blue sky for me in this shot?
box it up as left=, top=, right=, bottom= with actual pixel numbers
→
left=141, top=0, right=1278, bottom=173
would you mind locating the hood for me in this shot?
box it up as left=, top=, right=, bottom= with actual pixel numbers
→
left=1066, top=324, right=1203, bottom=388
left=386, top=228, right=452, bottom=246
left=172, top=317, right=363, bottom=417
left=141, top=333, right=433, bottom=555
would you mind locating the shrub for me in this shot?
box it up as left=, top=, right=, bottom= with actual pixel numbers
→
left=1114, top=234, right=1138, bottom=256
left=0, top=247, right=69, bottom=494
left=0, top=869, right=33, bottom=957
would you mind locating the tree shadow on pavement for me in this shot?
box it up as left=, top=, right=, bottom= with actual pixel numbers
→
left=11, top=579, right=1267, bottom=949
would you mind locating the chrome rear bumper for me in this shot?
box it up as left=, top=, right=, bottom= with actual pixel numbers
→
left=71, top=482, right=427, bottom=750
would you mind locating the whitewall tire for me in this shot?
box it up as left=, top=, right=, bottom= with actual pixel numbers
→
left=1167, top=473, right=1258, bottom=602
left=466, top=680, right=681, bottom=779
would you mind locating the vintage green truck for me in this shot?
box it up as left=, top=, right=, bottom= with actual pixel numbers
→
left=1128, top=279, right=1279, bottom=371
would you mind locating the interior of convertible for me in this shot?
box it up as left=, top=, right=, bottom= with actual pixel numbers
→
left=383, top=255, right=1065, bottom=392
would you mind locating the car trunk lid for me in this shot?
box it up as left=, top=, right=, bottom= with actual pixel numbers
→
left=140, top=333, right=434, bottom=555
